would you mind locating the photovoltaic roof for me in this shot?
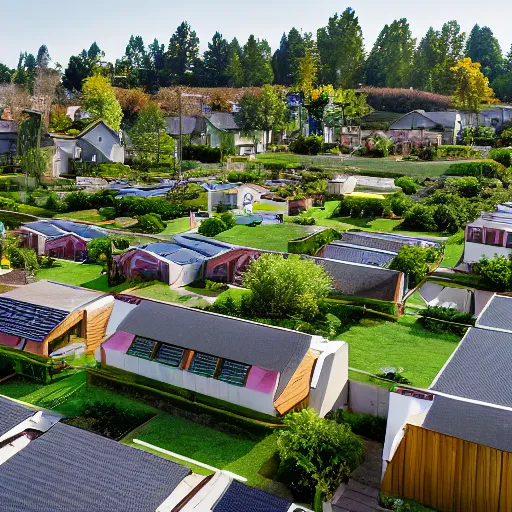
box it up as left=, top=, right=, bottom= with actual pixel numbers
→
left=173, top=234, right=234, bottom=256
left=0, top=397, right=34, bottom=438
left=23, top=221, right=65, bottom=238
left=0, top=422, right=190, bottom=512
left=213, top=480, right=291, bottom=512
left=48, top=220, right=107, bottom=240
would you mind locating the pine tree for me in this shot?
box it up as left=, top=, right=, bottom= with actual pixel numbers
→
left=36, top=45, right=51, bottom=68
left=203, top=32, right=230, bottom=86
left=466, top=25, right=504, bottom=81
left=242, top=35, right=273, bottom=86
left=166, top=21, right=200, bottom=85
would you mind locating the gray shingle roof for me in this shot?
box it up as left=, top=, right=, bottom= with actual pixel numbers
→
left=431, top=327, right=512, bottom=407
left=207, top=113, right=240, bottom=131
left=423, top=396, right=512, bottom=452
left=117, top=301, right=312, bottom=397
left=165, top=116, right=206, bottom=136
left=0, top=422, right=190, bottom=512
left=213, top=480, right=291, bottom=512
left=477, top=295, right=512, bottom=332
left=0, top=397, right=34, bottom=438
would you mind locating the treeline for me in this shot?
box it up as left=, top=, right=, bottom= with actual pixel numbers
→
left=1, top=10, right=511, bottom=101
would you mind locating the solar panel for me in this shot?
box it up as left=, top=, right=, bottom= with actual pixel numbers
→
left=217, top=360, right=250, bottom=386
left=127, top=336, right=156, bottom=359
left=154, top=344, right=185, bottom=367
left=189, top=352, right=219, bottom=378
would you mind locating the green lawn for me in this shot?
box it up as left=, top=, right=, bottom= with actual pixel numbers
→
left=54, top=209, right=107, bottom=223
left=129, top=413, right=281, bottom=492
left=214, top=224, right=314, bottom=252
left=36, top=261, right=104, bottom=286
left=130, top=283, right=209, bottom=308
left=338, top=315, right=460, bottom=388
left=440, top=230, right=464, bottom=268
left=160, top=217, right=191, bottom=236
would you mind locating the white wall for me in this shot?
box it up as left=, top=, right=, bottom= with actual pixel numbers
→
left=382, top=392, right=433, bottom=479
left=464, top=241, right=512, bottom=263
left=349, top=380, right=390, bottom=418
left=104, top=351, right=277, bottom=415
left=52, top=139, right=77, bottom=177
left=81, top=123, right=123, bottom=162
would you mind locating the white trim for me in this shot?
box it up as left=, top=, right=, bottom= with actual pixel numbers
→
left=132, top=439, right=247, bottom=481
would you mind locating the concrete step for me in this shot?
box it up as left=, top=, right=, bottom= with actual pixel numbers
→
left=347, top=480, right=380, bottom=500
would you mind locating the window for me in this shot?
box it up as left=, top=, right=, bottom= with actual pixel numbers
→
left=217, top=360, right=250, bottom=386
left=98, top=136, right=102, bottom=142
left=507, top=233, right=512, bottom=248
left=189, top=352, right=219, bottom=378
left=467, top=227, right=482, bottom=244
left=485, top=229, right=504, bottom=246
left=127, top=336, right=156, bottom=359
left=154, top=344, right=184, bottom=367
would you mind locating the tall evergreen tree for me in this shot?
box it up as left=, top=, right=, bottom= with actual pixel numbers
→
left=505, top=44, right=512, bottom=73
left=203, top=32, right=230, bottom=86
left=166, top=21, right=200, bottom=85
left=36, top=45, right=51, bottom=68
left=0, top=62, right=12, bottom=84
left=63, top=43, right=104, bottom=92
left=365, top=19, right=415, bottom=88
left=466, top=25, right=504, bottom=81
left=242, top=35, right=273, bottom=86
left=272, top=34, right=289, bottom=85
left=317, top=8, right=365, bottom=88
left=226, top=38, right=244, bottom=87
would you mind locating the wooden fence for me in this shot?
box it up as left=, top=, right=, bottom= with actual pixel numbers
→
left=382, top=424, right=512, bottom=512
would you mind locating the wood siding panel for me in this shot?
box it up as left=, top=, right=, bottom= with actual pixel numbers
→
left=381, top=425, right=512, bottom=512
left=43, top=310, right=85, bottom=345
left=85, top=303, right=114, bottom=353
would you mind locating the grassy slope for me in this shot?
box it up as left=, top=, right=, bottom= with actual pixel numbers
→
left=338, top=315, right=459, bottom=388
left=36, top=261, right=104, bottom=286
left=160, top=217, right=191, bottom=236
left=54, top=209, right=106, bottom=223
left=440, top=230, right=465, bottom=268
left=214, top=224, right=312, bottom=252
left=130, top=283, right=209, bottom=308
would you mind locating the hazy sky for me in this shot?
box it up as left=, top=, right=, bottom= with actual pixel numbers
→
left=2, top=0, right=511, bottom=69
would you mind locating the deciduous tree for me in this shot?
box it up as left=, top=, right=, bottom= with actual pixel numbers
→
left=82, top=75, right=123, bottom=131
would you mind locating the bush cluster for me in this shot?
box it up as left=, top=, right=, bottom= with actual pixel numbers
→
left=389, top=246, right=429, bottom=288
left=290, top=135, right=323, bottom=155
left=197, top=212, right=235, bottom=237
left=182, top=144, right=221, bottom=163
left=394, top=177, right=419, bottom=195
left=326, top=409, right=387, bottom=443
left=436, top=145, right=482, bottom=160
left=135, top=213, right=166, bottom=233
left=446, top=160, right=508, bottom=180
left=362, top=88, right=452, bottom=113
left=488, top=148, right=512, bottom=169
left=115, top=196, right=188, bottom=220
left=473, top=255, right=512, bottom=291
left=336, top=196, right=385, bottom=218
left=227, top=171, right=264, bottom=183
left=419, top=306, right=474, bottom=325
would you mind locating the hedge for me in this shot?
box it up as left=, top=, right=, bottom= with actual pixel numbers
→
left=114, top=197, right=188, bottom=220
left=445, top=160, right=508, bottom=180
left=0, top=346, right=52, bottom=383
left=288, top=228, right=340, bottom=255
left=183, top=144, right=222, bottom=163
left=327, top=293, right=399, bottom=316
left=87, top=367, right=283, bottom=435
left=319, top=299, right=398, bottom=323
left=418, top=316, right=469, bottom=336
left=437, top=145, right=482, bottom=160
left=488, top=148, right=512, bottom=168
left=336, top=195, right=386, bottom=218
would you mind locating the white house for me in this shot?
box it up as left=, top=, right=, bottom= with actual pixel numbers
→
left=51, top=120, right=124, bottom=177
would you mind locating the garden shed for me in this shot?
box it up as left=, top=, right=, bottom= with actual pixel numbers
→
left=0, top=280, right=114, bottom=356
left=97, top=299, right=347, bottom=417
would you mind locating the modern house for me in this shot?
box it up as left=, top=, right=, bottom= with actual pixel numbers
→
left=459, top=104, right=512, bottom=130
left=389, top=110, right=463, bottom=145
left=382, top=294, right=512, bottom=511
left=205, top=113, right=267, bottom=155
left=51, top=120, right=125, bottom=177
left=97, top=299, right=348, bottom=418
left=20, top=220, right=108, bottom=261
left=114, top=235, right=234, bottom=287
left=0, top=280, right=114, bottom=356
left=464, top=205, right=512, bottom=263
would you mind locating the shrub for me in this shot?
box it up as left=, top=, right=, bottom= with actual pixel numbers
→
left=4, top=234, right=39, bottom=272
left=488, top=148, right=512, bottom=168
left=419, top=306, right=474, bottom=325
left=326, top=409, right=387, bottom=443
left=99, top=206, right=116, bottom=220
left=64, top=191, right=91, bottom=212
left=337, top=196, right=385, bottom=218
left=227, top=171, right=263, bottom=183
left=446, top=160, right=508, bottom=180
left=474, top=125, right=496, bottom=146
left=389, top=246, right=428, bottom=288
left=288, top=228, right=340, bottom=256
left=501, top=127, right=512, bottom=146
left=135, top=213, right=166, bottom=234
left=402, top=204, right=437, bottom=232
left=445, top=177, right=480, bottom=198
left=292, top=214, right=316, bottom=225
left=436, top=145, right=482, bottom=160
left=277, top=409, right=363, bottom=505
left=383, top=192, right=414, bottom=217
left=0, top=196, right=20, bottom=212
left=114, top=197, right=187, bottom=220
left=290, top=135, right=323, bottom=155
left=198, top=217, right=227, bottom=237
left=473, top=255, right=512, bottom=291
left=182, top=144, right=221, bottom=163
left=415, top=146, right=436, bottom=161
left=394, top=177, right=419, bottom=195
left=218, top=212, right=235, bottom=229
left=362, top=88, right=452, bottom=113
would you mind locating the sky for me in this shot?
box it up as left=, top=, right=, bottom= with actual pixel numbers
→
left=1, top=0, right=511, bottom=69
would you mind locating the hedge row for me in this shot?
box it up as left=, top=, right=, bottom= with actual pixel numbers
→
left=437, top=145, right=482, bottom=160
left=488, top=148, right=512, bottom=168
left=319, top=299, right=398, bottom=323
left=445, top=160, right=508, bottom=180
left=327, top=293, right=399, bottom=316
left=183, top=144, right=222, bottom=163
left=0, top=346, right=52, bottom=383
left=288, top=228, right=340, bottom=255
left=336, top=195, right=386, bottom=218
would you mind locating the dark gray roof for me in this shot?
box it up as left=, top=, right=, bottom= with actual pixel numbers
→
left=477, top=295, right=512, bottom=332
left=165, top=116, right=206, bottom=136
left=0, top=397, right=34, bottom=438
left=431, top=327, right=512, bottom=407
left=423, top=396, right=512, bottom=452
left=0, top=296, right=68, bottom=342
left=207, top=112, right=240, bottom=131
left=389, top=110, right=458, bottom=130
left=213, top=480, right=291, bottom=512
left=0, top=422, right=190, bottom=512
left=23, top=221, right=65, bottom=239
left=117, top=301, right=312, bottom=396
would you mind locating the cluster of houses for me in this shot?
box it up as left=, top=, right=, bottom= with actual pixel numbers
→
left=0, top=395, right=307, bottom=511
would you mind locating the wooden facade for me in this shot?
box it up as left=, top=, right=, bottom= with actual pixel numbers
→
left=83, top=302, right=114, bottom=353
left=382, top=424, right=512, bottom=512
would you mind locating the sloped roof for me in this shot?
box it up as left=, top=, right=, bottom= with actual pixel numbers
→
left=173, top=234, right=234, bottom=257
left=207, top=112, right=240, bottom=131
left=0, top=397, right=34, bottom=438
left=431, top=327, right=512, bottom=407
left=117, top=300, right=312, bottom=397
left=213, top=480, right=291, bottom=512
left=48, top=220, right=107, bottom=240
left=423, top=396, right=512, bottom=453
left=141, top=242, right=206, bottom=267
left=165, top=116, right=206, bottom=136
left=0, top=120, right=18, bottom=134
left=324, top=242, right=397, bottom=267
left=50, top=119, right=119, bottom=140
left=23, top=221, right=65, bottom=239
left=0, top=422, right=190, bottom=512
left=477, top=295, right=512, bottom=332
left=389, top=110, right=458, bottom=130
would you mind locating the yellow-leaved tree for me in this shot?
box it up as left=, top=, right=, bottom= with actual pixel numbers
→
left=82, top=75, right=123, bottom=131
left=451, top=57, right=495, bottom=114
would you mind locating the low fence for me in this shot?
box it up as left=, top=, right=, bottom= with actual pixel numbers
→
left=347, top=379, right=390, bottom=418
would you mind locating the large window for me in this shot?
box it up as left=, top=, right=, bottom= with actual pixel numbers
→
left=154, top=344, right=184, bottom=368
left=189, top=352, right=219, bottom=378
left=217, top=360, right=250, bottom=386
left=466, top=227, right=482, bottom=244
left=127, top=336, right=156, bottom=359
left=485, top=229, right=504, bottom=246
